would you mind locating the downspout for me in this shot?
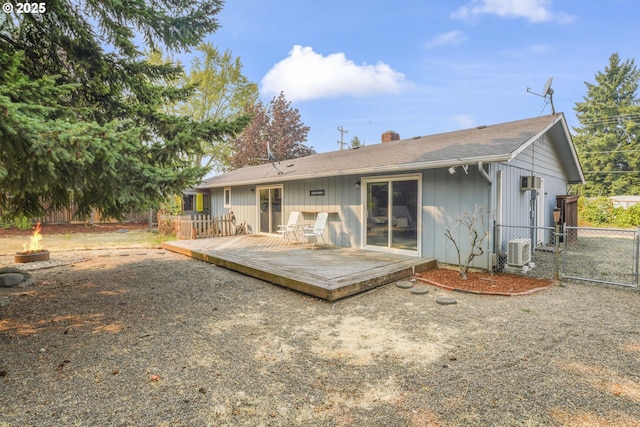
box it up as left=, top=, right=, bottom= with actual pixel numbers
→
left=478, top=162, right=494, bottom=273
left=495, top=170, right=504, bottom=265
left=477, top=161, right=492, bottom=185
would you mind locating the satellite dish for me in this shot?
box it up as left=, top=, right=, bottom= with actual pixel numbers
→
left=542, top=77, right=553, bottom=97
left=527, top=76, right=556, bottom=114
left=266, top=141, right=283, bottom=175
left=253, top=139, right=283, bottom=174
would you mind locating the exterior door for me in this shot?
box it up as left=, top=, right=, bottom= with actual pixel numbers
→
left=364, top=175, right=420, bottom=255
left=258, top=186, right=282, bottom=234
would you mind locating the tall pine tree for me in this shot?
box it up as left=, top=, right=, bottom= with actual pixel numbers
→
left=573, top=53, right=640, bottom=196
left=0, top=1, right=249, bottom=219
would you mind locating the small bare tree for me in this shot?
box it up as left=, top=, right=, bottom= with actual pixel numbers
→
left=444, top=206, right=492, bottom=279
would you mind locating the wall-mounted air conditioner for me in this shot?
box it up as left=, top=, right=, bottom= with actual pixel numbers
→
left=507, top=238, right=532, bottom=266
left=521, top=175, right=541, bottom=190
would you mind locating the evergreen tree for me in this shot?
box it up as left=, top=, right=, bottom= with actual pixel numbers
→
left=350, top=136, right=365, bottom=149
left=573, top=53, right=640, bottom=196
left=0, top=1, right=249, bottom=219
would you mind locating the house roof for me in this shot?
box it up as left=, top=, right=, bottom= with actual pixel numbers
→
left=199, top=113, right=585, bottom=189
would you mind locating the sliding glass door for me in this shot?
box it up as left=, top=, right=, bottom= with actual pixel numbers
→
left=258, top=186, right=282, bottom=234
left=366, top=182, right=390, bottom=248
left=364, top=176, right=419, bottom=254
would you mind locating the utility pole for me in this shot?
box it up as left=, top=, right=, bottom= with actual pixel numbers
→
left=337, top=126, right=349, bottom=150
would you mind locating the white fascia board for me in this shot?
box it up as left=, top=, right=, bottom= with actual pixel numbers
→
left=558, top=116, right=586, bottom=184
left=508, top=114, right=561, bottom=161
left=199, top=154, right=510, bottom=189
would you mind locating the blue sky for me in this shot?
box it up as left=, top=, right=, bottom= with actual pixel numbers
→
left=195, top=0, right=639, bottom=153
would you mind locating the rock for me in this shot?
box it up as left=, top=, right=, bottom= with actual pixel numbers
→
left=117, top=229, right=129, bottom=233
left=396, top=281, right=414, bottom=289
left=0, top=297, right=12, bottom=307
left=436, top=297, right=457, bottom=305
left=0, top=273, right=24, bottom=287
left=410, top=286, right=429, bottom=295
left=0, top=268, right=33, bottom=288
left=0, top=267, right=23, bottom=275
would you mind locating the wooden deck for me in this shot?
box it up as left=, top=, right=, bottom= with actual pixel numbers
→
left=162, top=235, right=436, bottom=301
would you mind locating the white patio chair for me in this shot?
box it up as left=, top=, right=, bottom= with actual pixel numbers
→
left=303, top=212, right=329, bottom=249
left=277, top=211, right=301, bottom=241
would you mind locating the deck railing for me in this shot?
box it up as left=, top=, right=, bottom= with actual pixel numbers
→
left=159, top=213, right=245, bottom=239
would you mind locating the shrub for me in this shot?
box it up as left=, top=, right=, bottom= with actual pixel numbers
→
left=0, top=215, right=32, bottom=230
left=578, top=196, right=612, bottom=226
left=613, top=203, right=640, bottom=228
left=443, top=205, right=491, bottom=279
left=578, top=196, right=640, bottom=228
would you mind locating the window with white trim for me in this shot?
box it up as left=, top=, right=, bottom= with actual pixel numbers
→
left=224, top=187, right=231, bottom=208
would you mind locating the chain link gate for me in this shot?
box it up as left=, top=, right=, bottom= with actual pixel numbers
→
left=561, top=225, right=640, bottom=288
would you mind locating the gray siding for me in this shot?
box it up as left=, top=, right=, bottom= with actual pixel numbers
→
left=284, top=175, right=361, bottom=247
left=204, top=133, right=572, bottom=271
left=498, top=135, right=569, bottom=228
left=211, top=185, right=257, bottom=233
left=491, top=135, right=572, bottom=257
left=422, top=167, right=491, bottom=269
left=210, top=177, right=361, bottom=244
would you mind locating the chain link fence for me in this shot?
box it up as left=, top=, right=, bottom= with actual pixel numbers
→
left=562, top=226, right=639, bottom=288
left=495, top=224, right=557, bottom=280
left=495, top=224, right=640, bottom=288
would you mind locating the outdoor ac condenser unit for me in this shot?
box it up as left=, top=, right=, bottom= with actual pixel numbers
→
left=521, top=175, right=541, bottom=191
left=507, top=238, right=532, bottom=266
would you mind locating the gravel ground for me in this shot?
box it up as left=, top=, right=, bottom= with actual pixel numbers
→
left=562, top=231, right=639, bottom=286
left=507, top=228, right=638, bottom=287
left=1, top=247, right=639, bottom=426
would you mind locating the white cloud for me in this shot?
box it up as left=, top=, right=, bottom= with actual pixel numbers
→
left=452, top=114, right=476, bottom=129
left=502, top=43, right=552, bottom=59
left=451, top=0, right=573, bottom=23
left=528, top=43, right=550, bottom=53
left=424, top=31, right=467, bottom=49
left=261, top=45, right=408, bottom=102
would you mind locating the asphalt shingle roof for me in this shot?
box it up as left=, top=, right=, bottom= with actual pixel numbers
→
left=200, top=113, right=583, bottom=188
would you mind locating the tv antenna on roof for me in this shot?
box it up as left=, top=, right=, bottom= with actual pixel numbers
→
left=254, top=137, right=283, bottom=174
left=527, top=76, right=555, bottom=114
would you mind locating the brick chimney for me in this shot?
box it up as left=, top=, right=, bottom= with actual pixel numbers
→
left=381, top=130, right=400, bottom=143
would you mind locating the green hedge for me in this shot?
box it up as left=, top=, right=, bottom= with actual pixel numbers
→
left=0, top=215, right=33, bottom=230
left=578, top=196, right=640, bottom=227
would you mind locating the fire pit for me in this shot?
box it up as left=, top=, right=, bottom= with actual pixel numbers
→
left=14, top=222, right=50, bottom=263
left=15, top=250, right=50, bottom=263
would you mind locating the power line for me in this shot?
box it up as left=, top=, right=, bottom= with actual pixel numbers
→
left=583, top=170, right=640, bottom=174
left=579, top=149, right=640, bottom=154
left=337, top=126, right=349, bottom=150
left=578, top=113, right=640, bottom=126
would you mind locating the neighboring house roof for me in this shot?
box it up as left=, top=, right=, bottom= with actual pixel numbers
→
left=199, top=113, right=584, bottom=189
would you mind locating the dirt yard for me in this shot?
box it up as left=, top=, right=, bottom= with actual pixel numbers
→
left=1, top=230, right=639, bottom=426
left=0, top=223, right=161, bottom=255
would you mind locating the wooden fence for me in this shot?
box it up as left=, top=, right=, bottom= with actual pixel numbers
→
left=159, top=213, right=246, bottom=239
left=157, top=214, right=191, bottom=237
left=1, top=203, right=152, bottom=225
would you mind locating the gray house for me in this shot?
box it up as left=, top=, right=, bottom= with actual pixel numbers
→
left=197, top=113, right=584, bottom=271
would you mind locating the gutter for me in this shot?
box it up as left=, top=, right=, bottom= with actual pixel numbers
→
left=201, top=154, right=509, bottom=189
